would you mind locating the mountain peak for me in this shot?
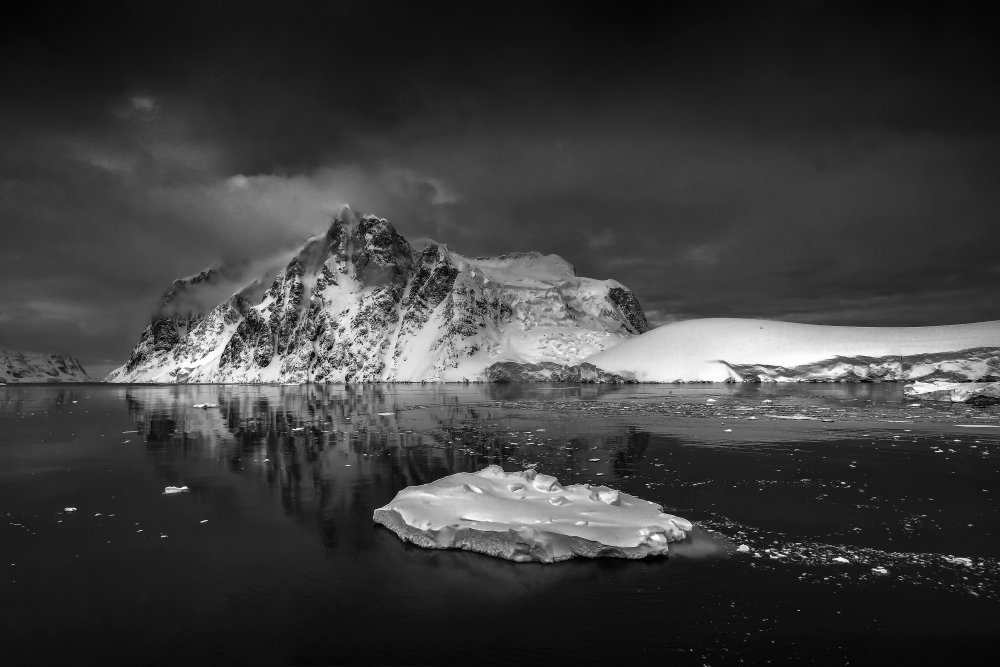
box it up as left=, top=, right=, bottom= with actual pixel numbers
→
left=107, top=212, right=651, bottom=383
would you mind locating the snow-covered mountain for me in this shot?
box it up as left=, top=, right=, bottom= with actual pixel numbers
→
left=585, top=318, right=1000, bottom=383
left=1, top=348, right=91, bottom=383
left=106, top=208, right=649, bottom=383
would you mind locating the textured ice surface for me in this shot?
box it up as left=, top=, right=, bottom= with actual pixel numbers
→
left=373, top=466, right=692, bottom=563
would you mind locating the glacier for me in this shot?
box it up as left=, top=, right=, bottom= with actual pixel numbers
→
left=1, top=349, right=91, bottom=383
left=106, top=208, right=649, bottom=383
left=904, top=381, right=1000, bottom=405
left=585, top=318, right=1000, bottom=383
left=373, top=466, right=692, bottom=563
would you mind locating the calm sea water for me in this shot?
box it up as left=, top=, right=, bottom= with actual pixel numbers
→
left=1, top=383, right=998, bottom=665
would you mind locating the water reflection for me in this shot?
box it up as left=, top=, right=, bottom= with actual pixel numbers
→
left=3, top=383, right=997, bottom=665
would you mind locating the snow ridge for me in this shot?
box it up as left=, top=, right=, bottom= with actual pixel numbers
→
left=107, top=208, right=649, bottom=383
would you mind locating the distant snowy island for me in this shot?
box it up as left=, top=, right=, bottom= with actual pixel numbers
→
left=1, top=348, right=91, bottom=383
left=104, top=208, right=998, bottom=385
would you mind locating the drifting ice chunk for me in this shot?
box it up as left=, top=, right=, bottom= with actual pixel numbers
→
left=163, top=486, right=190, bottom=495
left=193, top=403, right=220, bottom=409
left=372, top=466, right=692, bottom=563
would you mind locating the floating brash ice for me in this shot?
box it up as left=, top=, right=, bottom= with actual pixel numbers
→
left=373, top=466, right=692, bottom=563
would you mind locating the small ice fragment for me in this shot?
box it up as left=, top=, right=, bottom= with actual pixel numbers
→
left=737, top=544, right=751, bottom=553
left=706, top=398, right=716, bottom=403
left=377, top=412, right=393, bottom=416
left=345, top=464, right=351, bottom=467
left=291, top=427, right=304, bottom=432
left=199, top=520, right=208, bottom=524
left=724, top=428, right=733, bottom=433
left=193, top=403, right=220, bottom=408
left=64, top=507, right=77, bottom=512
left=872, top=566, right=889, bottom=575
left=163, top=486, right=189, bottom=495
left=588, top=458, right=600, bottom=462
left=761, top=399, right=774, bottom=404
left=832, top=556, right=850, bottom=564
left=944, top=556, right=973, bottom=567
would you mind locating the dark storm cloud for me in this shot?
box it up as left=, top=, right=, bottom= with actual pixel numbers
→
left=1, top=0, right=998, bottom=374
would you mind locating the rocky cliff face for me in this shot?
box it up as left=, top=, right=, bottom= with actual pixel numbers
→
left=1, top=349, right=91, bottom=383
left=106, top=208, right=649, bottom=383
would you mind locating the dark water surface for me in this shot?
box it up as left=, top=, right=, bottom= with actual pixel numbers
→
left=1, top=383, right=998, bottom=665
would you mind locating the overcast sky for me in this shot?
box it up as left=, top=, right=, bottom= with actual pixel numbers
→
left=2, top=0, right=998, bottom=376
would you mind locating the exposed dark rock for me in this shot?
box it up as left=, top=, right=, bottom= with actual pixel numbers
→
left=486, top=361, right=634, bottom=383
left=607, top=286, right=650, bottom=334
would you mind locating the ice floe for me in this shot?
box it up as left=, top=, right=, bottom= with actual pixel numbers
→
left=373, top=465, right=692, bottom=563
left=193, top=403, right=220, bottom=409
left=163, top=486, right=190, bottom=495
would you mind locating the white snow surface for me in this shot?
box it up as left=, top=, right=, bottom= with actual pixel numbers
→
left=586, top=318, right=999, bottom=383
left=373, top=465, right=692, bottom=563
left=1, top=349, right=91, bottom=383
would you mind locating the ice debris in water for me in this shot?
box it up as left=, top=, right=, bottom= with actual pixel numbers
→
left=944, top=556, right=973, bottom=567
left=193, top=403, right=220, bottom=409
left=64, top=507, right=77, bottom=512
left=373, top=465, right=692, bottom=563
left=163, top=486, right=190, bottom=495
left=736, top=544, right=751, bottom=553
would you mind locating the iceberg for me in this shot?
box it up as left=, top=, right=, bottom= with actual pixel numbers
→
left=373, top=466, right=692, bottom=563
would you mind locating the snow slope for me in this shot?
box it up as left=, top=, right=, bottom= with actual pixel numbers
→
left=107, top=207, right=649, bottom=383
left=373, top=465, right=692, bottom=563
left=585, top=318, right=1000, bottom=383
left=1, top=349, right=91, bottom=383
